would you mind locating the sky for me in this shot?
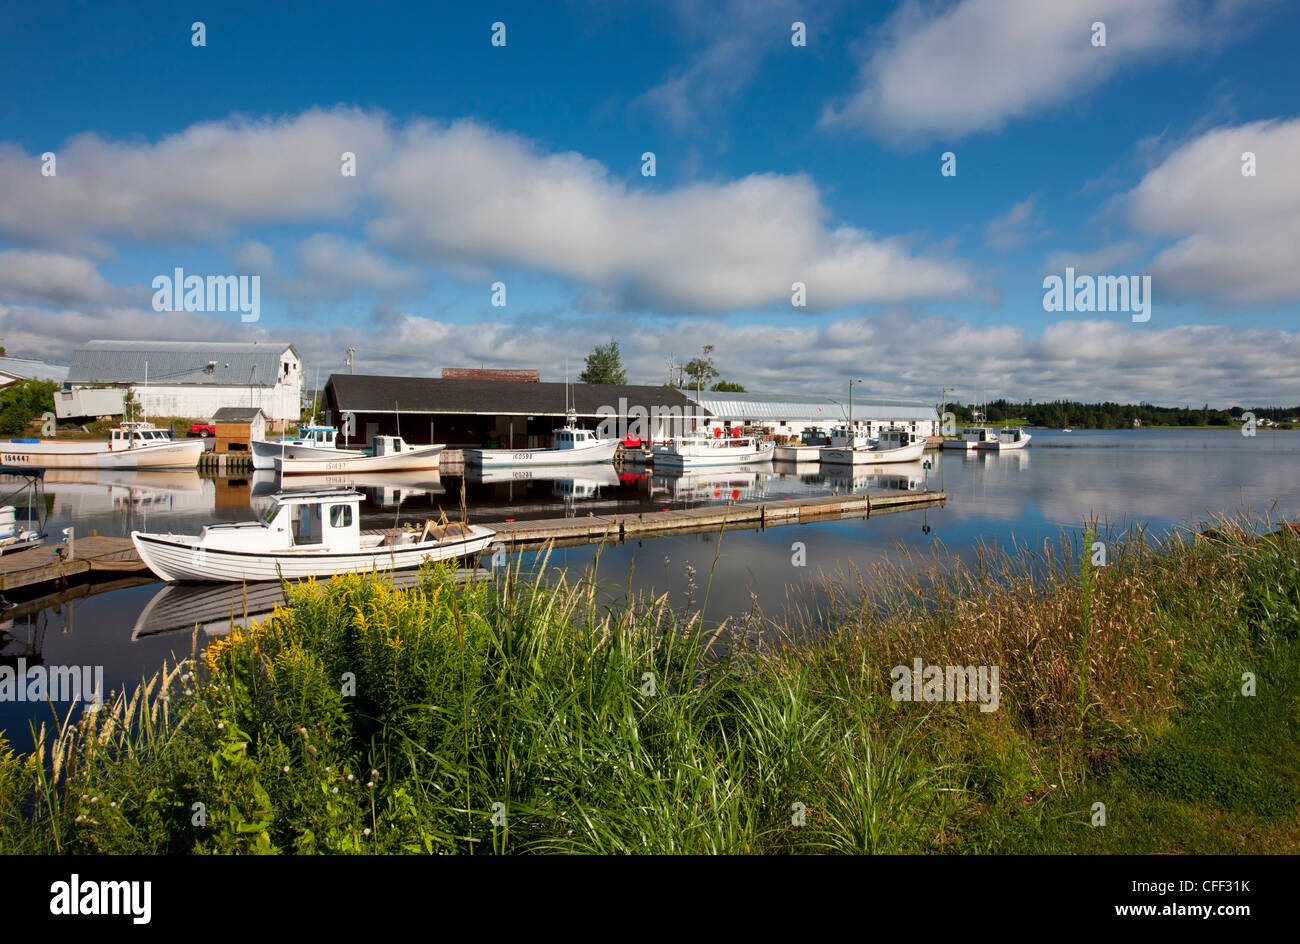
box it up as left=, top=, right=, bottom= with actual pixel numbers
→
left=1, top=0, right=1298, bottom=408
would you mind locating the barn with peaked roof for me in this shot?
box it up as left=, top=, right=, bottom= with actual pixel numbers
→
left=65, top=340, right=304, bottom=429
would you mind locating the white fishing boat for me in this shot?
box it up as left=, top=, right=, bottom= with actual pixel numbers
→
left=251, top=425, right=365, bottom=470
left=650, top=431, right=775, bottom=468
left=943, top=427, right=997, bottom=451
left=131, top=488, right=495, bottom=583
left=977, top=427, right=1032, bottom=451
left=464, top=416, right=619, bottom=468
left=277, top=435, right=444, bottom=474
left=774, top=428, right=837, bottom=462
left=0, top=422, right=204, bottom=470
left=0, top=468, right=45, bottom=555
left=820, top=426, right=926, bottom=465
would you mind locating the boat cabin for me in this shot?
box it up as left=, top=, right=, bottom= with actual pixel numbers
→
left=997, top=427, right=1028, bottom=444
left=961, top=427, right=994, bottom=444
left=553, top=427, right=600, bottom=449
left=109, top=423, right=175, bottom=451
left=800, top=428, right=833, bottom=446
left=194, top=489, right=367, bottom=553
left=295, top=426, right=341, bottom=447
left=876, top=427, right=917, bottom=448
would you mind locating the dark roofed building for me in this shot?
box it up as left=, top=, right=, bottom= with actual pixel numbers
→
left=324, top=374, right=704, bottom=448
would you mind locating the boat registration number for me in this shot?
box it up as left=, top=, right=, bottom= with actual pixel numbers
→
left=2, top=454, right=32, bottom=464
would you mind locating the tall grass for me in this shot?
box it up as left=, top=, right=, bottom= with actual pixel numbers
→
left=1, top=514, right=1296, bottom=854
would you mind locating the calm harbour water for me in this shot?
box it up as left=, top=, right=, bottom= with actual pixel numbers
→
left=3, top=428, right=1298, bottom=746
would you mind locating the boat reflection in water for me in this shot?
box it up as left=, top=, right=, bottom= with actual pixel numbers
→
left=650, top=464, right=771, bottom=504
left=131, top=567, right=494, bottom=641
left=45, top=469, right=211, bottom=517
left=250, top=469, right=445, bottom=509
left=820, top=460, right=928, bottom=493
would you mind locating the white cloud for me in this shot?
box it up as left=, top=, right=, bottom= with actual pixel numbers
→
left=367, top=120, right=979, bottom=311
left=0, top=107, right=389, bottom=249
left=0, top=250, right=126, bottom=306
left=821, top=0, right=1252, bottom=142
left=1127, top=117, right=1300, bottom=307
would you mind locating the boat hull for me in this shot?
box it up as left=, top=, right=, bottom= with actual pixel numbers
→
left=978, top=434, right=1032, bottom=452
left=0, top=439, right=204, bottom=470
left=277, top=444, right=445, bottom=474
left=773, top=444, right=826, bottom=462
left=651, top=441, right=775, bottom=468
left=464, top=439, right=620, bottom=467
left=942, top=440, right=978, bottom=451
left=251, top=439, right=365, bottom=470
left=819, top=441, right=926, bottom=465
left=131, top=525, right=495, bottom=582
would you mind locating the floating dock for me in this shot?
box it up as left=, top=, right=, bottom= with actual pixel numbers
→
left=0, top=490, right=944, bottom=594
left=488, top=490, right=945, bottom=549
left=0, top=536, right=148, bottom=592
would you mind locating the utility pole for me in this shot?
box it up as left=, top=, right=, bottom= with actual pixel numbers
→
left=347, top=347, right=355, bottom=375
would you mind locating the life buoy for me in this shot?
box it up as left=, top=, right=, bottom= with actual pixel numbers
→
left=713, top=426, right=722, bottom=438
left=730, top=427, right=740, bottom=438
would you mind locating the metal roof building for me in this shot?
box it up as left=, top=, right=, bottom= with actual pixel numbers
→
left=325, top=373, right=706, bottom=448
left=64, top=340, right=304, bottom=427
left=0, top=356, right=68, bottom=387
left=692, top=391, right=941, bottom=437
left=66, top=340, right=299, bottom=386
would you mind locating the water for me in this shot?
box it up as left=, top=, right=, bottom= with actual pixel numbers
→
left=3, top=428, right=1298, bottom=746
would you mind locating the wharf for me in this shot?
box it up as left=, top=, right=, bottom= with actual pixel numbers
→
left=0, top=536, right=148, bottom=593
left=488, top=489, right=945, bottom=549
left=0, top=490, right=944, bottom=595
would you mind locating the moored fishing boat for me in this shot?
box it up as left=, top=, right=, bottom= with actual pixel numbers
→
left=0, top=422, right=204, bottom=470
left=977, top=427, right=1032, bottom=451
left=464, top=417, right=619, bottom=468
left=251, top=425, right=365, bottom=470
left=276, top=436, right=444, bottom=474
left=820, top=426, right=925, bottom=465
left=0, top=467, right=45, bottom=555
left=650, top=430, right=775, bottom=468
left=131, top=488, right=495, bottom=582
left=774, top=427, right=836, bottom=462
left=943, top=427, right=996, bottom=451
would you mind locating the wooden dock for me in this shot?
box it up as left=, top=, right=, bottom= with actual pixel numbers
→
left=0, top=536, right=148, bottom=592
left=487, top=490, right=945, bottom=549
left=0, top=490, right=943, bottom=595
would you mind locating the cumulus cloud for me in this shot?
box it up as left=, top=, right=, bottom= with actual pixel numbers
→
left=367, top=120, right=979, bottom=311
left=0, top=107, right=978, bottom=313
left=0, top=249, right=127, bottom=306
left=0, top=107, right=389, bottom=250
left=271, top=234, right=418, bottom=300
left=821, top=0, right=1255, bottom=143
left=1126, top=117, right=1300, bottom=307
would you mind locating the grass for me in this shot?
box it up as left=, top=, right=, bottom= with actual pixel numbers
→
left=0, top=515, right=1296, bottom=854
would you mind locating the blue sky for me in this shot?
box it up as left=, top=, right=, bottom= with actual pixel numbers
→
left=1, top=0, right=1298, bottom=406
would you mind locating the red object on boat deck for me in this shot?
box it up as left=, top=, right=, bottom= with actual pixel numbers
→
left=730, top=427, right=740, bottom=437
left=714, top=426, right=722, bottom=438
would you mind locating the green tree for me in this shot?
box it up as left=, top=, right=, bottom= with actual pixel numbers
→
left=710, top=380, right=746, bottom=393
left=682, top=344, right=719, bottom=393
left=0, top=379, right=57, bottom=436
left=579, top=340, right=628, bottom=385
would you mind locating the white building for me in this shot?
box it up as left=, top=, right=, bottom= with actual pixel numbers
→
left=65, top=340, right=304, bottom=430
left=691, top=391, right=941, bottom=439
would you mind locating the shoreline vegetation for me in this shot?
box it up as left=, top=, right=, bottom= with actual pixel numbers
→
left=2, top=516, right=1298, bottom=854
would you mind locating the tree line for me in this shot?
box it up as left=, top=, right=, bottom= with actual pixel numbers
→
left=946, top=399, right=1299, bottom=429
